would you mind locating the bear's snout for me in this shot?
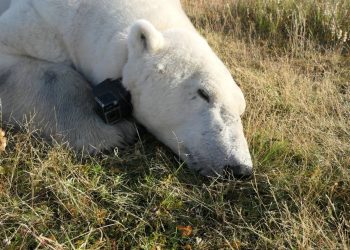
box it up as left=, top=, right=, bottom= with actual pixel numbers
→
left=224, top=164, right=253, bottom=179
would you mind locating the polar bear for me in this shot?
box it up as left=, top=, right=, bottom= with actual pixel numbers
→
left=0, top=0, right=253, bottom=177
left=0, top=1, right=10, bottom=14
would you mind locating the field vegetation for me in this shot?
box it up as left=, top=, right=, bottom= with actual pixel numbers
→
left=1, top=0, right=349, bottom=249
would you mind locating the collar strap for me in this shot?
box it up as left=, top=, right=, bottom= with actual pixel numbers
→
left=93, top=78, right=133, bottom=125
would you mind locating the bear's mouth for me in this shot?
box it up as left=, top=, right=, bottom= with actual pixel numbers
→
left=182, top=150, right=223, bottom=176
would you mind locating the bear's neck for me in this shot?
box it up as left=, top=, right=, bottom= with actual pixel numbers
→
left=70, top=31, right=130, bottom=86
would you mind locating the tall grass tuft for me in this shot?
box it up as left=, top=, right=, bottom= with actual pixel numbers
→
left=183, top=0, right=350, bottom=53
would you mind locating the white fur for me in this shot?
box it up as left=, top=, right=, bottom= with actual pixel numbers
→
left=0, top=0, right=252, bottom=176
left=0, top=0, right=10, bottom=15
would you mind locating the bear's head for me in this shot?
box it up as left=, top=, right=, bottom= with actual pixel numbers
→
left=123, top=20, right=253, bottom=177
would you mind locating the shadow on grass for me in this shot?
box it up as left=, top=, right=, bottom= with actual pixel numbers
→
left=1, top=129, right=348, bottom=248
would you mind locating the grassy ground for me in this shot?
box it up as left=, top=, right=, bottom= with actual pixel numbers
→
left=1, top=0, right=350, bottom=249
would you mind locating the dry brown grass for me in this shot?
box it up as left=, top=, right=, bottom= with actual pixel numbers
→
left=183, top=0, right=350, bottom=53
left=0, top=0, right=349, bottom=249
left=183, top=0, right=350, bottom=247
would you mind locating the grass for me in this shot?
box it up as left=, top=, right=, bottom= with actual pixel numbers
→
left=184, top=0, right=350, bottom=54
left=1, top=0, right=350, bottom=249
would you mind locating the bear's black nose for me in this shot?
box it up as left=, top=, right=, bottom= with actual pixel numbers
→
left=224, top=165, right=253, bottom=180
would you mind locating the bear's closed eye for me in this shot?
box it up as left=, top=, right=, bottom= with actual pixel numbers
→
left=197, top=89, right=210, bottom=103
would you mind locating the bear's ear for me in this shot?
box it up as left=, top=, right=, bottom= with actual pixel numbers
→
left=128, top=20, right=164, bottom=57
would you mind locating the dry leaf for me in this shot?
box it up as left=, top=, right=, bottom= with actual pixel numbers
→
left=176, top=225, right=193, bottom=237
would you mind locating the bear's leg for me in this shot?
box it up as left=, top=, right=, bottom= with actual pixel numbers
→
left=0, top=57, right=137, bottom=152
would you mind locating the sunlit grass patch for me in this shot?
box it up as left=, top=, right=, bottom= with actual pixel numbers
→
left=183, top=0, right=350, bottom=53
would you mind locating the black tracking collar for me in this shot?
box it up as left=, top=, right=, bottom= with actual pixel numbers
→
left=93, top=78, right=133, bottom=125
